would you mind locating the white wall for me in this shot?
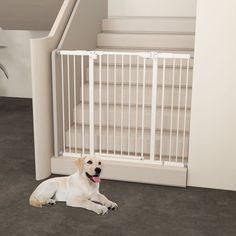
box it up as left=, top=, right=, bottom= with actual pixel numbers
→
left=0, top=30, right=48, bottom=98
left=109, top=0, right=196, bottom=17
left=188, top=0, right=236, bottom=191
left=0, top=0, right=63, bottom=31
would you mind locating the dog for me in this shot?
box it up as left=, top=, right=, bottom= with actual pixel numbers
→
left=29, top=156, right=118, bottom=215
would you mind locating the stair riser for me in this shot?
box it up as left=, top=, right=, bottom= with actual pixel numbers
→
left=74, top=104, right=190, bottom=131
left=87, top=66, right=193, bottom=87
left=82, top=84, right=192, bottom=108
left=97, top=33, right=195, bottom=50
left=102, top=18, right=196, bottom=34
left=65, top=127, right=189, bottom=158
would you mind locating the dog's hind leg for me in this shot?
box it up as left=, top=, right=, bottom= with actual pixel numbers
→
left=30, top=181, right=58, bottom=207
left=46, top=198, right=56, bottom=206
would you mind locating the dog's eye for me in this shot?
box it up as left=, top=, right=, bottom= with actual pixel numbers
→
left=87, top=160, right=93, bottom=164
left=98, top=162, right=101, bottom=165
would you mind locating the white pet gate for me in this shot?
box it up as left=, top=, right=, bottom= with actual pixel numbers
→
left=52, top=50, right=193, bottom=169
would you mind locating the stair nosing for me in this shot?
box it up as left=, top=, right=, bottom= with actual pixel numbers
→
left=70, top=123, right=190, bottom=135
left=106, top=16, right=196, bottom=20
left=93, top=62, right=194, bottom=70
left=64, top=147, right=188, bottom=160
left=96, top=46, right=194, bottom=52
left=102, top=30, right=195, bottom=36
left=98, top=32, right=195, bottom=37
left=83, top=80, right=192, bottom=90
left=78, top=101, right=191, bottom=111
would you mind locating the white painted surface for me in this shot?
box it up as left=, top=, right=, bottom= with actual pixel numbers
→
left=0, top=30, right=48, bottom=98
left=51, top=156, right=187, bottom=187
left=31, top=0, right=77, bottom=180
left=0, top=0, right=63, bottom=30
left=108, top=0, right=196, bottom=17
left=102, top=17, right=196, bottom=33
left=97, top=33, right=195, bottom=50
left=188, top=0, right=236, bottom=191
left=52, top=0, right=107, bottom=158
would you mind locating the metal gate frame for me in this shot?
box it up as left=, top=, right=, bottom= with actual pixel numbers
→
left=52, top=50, right=192, bottom=168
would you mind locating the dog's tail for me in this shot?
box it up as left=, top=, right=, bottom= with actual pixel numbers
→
left=29, top=193, right=42, bottom=208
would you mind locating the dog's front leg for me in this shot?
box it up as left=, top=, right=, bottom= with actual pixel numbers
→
left=66, top=197, right=108, bottom=215
left=91, top=193, right=118, bottom=211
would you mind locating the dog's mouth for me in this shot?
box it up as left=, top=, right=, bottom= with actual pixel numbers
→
left=86, top=172, right=101, bottom=183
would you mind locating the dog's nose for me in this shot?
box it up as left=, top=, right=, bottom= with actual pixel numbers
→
left=95, top=167, right=101, bottom=174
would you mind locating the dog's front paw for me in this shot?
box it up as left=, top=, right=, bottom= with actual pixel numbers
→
left=96, top=205, right=108, bottom=215
left=107, top=201, right=118, bottom=211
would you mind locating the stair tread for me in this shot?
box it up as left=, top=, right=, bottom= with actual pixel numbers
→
left=107, top=16, right=196, bottom=19
left=102, top=30, right=195, bottom=36
left=103, top=17, right=196, bottom=34
left=81, top=83, right=192, bottom=107
left=94, top=48, right=194, bottom=68
left=83, top=81, right=192, bottom=90
left=77, top=101, right=191, bottom=111
left=97, top=33, right=195, bottom=50
left=68, top=123, right=189, bottom=135
left=96, top=47, right=194, bottom=54
left=86, top=80, right=192, bottom=89
left=64, top=147, right=188, bottom=161
left=96, top=47, right=194, bottom=53
left=93, top=61, right=194, bottom=69
left=74, top=102, right=191, bottom=131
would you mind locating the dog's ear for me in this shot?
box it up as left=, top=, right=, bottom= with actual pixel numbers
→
left=75, top=157, right=85, bottom=174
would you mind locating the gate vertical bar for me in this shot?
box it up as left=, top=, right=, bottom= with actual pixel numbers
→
left=99, top=55, right=102, bottom=154
left=175, top=59, right=183, bottom=162
left=168, top=59, right=176, bottom=161
left=159, top=58, right=166, bottom=161
left=135, top=56, right=139, bottom=157
left=73, top=55, right=77, bottom=153
left=182, top=58, right=190, bottom=163
left=81, top=56, right=85, bottom=154
left=150, top=55, right=158, bottom=161
left=141, top=58, right=146, bottom=160
left=89, top=53, right=95, bottom=154
left=67, top=55, right=71, bottom=152
left=120, top=55, right=124, bottom=155
left=128, top=55, right=132, bottom=155
left=106, top=55, right=110, bottom=153
left=113, top=55, right=117, bottom=154
left=61, top=55, right=65, bottom=153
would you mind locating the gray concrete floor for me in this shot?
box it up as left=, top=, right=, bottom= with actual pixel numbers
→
left=0, top=97, right=236, bottom=236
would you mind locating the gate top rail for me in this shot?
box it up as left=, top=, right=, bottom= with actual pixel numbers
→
left=57, top=50, right=193, bottom=60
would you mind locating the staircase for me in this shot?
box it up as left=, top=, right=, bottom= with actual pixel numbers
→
left=65, top=17, right=195, bottom=163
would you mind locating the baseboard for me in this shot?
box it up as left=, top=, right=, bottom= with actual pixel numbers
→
left=51, top=156, right=187, bottom=187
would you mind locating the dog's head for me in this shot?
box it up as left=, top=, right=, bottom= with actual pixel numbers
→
left=75, top=156, right=102, bottom=184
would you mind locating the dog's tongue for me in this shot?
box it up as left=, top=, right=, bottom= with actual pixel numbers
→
left=92, top=176, right=101, bottom=183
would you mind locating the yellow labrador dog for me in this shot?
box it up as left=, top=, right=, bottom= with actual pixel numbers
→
left=29, top=156, right=118, bottom=215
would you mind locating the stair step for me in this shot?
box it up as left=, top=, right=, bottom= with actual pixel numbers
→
left=95, top=55, right=194, bottom=68
left=74, top=103, right=190, bottom=131
left=97, top=46, right=194, bottom=53
left=102, top=17, right=196, bottom=34
left=96, top=47, right=194, bottom=54
left=65, top=124, right=189, bottom=159
left=83, top=101, right=190, bottom=110
left=86, top=65, right=193, bottom=87
left=97, top=33, right=195, bottom=50
left=95, top=48, right=194, bottom=67
left=82, top=83, right=192, bottom=108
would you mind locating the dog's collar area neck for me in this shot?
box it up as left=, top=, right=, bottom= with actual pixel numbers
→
left=86, top=172, right=101, bottom=184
